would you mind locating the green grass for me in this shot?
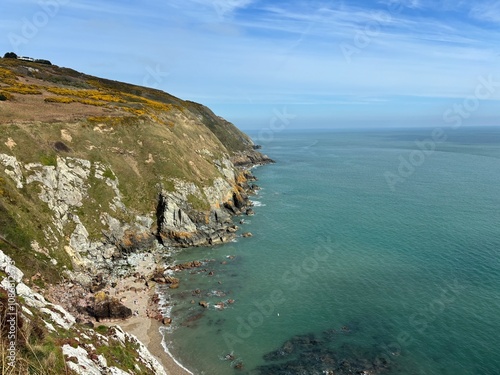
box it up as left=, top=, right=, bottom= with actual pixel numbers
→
left=0, top=286, right=159, bottom=375
left=0, top=170, right=73, bottom=282
left=103, top=168, right=115, bottom=180
left=95, top=333, right=144, bottom=371
left=187, top=193, right=210, bottom=211
left=78, top=172, right=120, bottom=240
left=0, top=287, right=69, bottom=375
left=39, top=154, right=57, bottom=167
left=95, top=325, right=109, bottom=335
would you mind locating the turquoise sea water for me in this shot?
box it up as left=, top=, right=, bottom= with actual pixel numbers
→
left=161, top=127, right=500, bottom=375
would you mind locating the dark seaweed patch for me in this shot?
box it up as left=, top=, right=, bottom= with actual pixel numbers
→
left=257, top=327, right=393, bottom=375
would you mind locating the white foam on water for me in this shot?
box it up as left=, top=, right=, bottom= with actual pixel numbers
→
left=159, top=327, right=194, bottom=374
left=250, top=200, right=266, bottom=207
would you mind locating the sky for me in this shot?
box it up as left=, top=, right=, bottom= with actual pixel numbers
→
left=1, top=0, right=500, bottom=130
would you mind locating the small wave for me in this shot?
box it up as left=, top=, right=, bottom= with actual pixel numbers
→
left=219, top=351, right=235, bottom=361
left=162, top=304, right=173, bottom=317
left=251, top=200, right=266, bottom=207
left=159, top=330, right=195, bottom=374
left=156, top=287, right=173, bottom=319
left=207, top=290, right=226, bottom=297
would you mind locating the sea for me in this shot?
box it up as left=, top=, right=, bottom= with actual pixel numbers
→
left=158, top=127, right=500, bottom=375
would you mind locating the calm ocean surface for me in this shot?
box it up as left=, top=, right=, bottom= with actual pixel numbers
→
left=161, top=127, right=500, bottom=375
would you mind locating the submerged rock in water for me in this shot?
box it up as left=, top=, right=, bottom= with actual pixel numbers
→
left=258, top=329, right=391, bottom=375
left=181, top=312, right=205, bottom=327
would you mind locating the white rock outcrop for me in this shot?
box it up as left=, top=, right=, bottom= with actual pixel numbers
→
left=0, top=153, right=24, bottom=188
left=159, top=196, right=197, bottom=233
left=25, top=157, right=91, bottom=232
left=0, top=250, right=168, bottom=375
left=0, top=250, right=76, bottom=329
left=204, top=177, right=233, bottom=205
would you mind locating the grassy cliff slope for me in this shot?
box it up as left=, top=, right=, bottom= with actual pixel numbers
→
left=0, top=56, right=272, bottom=374
left=0, top=57, right=271, bottom=280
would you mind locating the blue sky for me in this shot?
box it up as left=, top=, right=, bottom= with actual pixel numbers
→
left=1, top=0, right=500, bottom=129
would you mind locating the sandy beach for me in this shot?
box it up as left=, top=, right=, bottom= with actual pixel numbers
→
left=117, top=314, right=192, bottom=375
left=104, top=273, right=193, bottom=375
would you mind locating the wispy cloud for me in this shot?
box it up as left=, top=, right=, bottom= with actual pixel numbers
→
left=210, top=0, right=255, bottom=19
left=2, top=0, right=499, bottom=128
left=166, top=0, right=255, bottom=21
left=469, top=1, right=500, bottom=23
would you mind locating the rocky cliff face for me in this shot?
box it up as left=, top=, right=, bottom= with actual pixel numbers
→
left=0, top=151, right=267, bottom=286
left=0, top=57, right=273, bottom=374
left=0, top=250, right=167, bottom=375
left=0, top=57, right=272, bottom=286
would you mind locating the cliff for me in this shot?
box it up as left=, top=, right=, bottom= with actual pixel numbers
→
left=0, top=57, right=272, bottom=373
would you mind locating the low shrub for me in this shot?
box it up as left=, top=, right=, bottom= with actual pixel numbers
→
left=3, top=85, right=42, bottom=95
left=0, top=91, right=13, bottom=101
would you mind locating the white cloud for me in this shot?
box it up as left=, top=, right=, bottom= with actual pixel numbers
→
left=469, top=1, right=500, bottom=23
left=172, top=0, right=255, bottom=20
left=212, top=0, right=255, bottom=18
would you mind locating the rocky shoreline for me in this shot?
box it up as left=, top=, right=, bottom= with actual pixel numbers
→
left=0, top=58, right=276, bottom=374
left=42, top=245, right=222, bottom=373
left=51, top=150, right=271, bottom=312
left=1, top=147, right=272, bottom=373
left=37, top=154, right=273, bottom=373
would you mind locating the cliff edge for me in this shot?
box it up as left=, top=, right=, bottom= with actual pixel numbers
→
left=0, top=57, right=272, bottom=373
